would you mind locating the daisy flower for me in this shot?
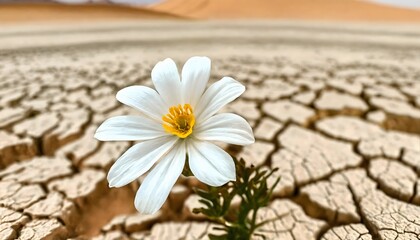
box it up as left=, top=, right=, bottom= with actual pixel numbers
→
left=95, top=56, right=254, bottom=214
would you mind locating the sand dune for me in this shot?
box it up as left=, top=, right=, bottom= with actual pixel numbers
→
left=151, top=0, right=420, bottom=21
left=0, top=3, right=180, bottom=23
left=2, top=0, right=420, bottom=23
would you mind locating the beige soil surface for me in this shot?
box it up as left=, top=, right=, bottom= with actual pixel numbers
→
left=151, top=0, right=420, bottom=21
left=0, top=21, right=419, bottom=239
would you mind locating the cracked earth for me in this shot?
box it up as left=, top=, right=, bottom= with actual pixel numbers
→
left=0, top=21, right=419, bottom=240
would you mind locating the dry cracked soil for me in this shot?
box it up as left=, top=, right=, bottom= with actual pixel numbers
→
left=0, top=21, right=419, bottom=240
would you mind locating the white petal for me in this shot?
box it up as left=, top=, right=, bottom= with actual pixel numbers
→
left=187, top=139, right=235, bottom=186
left=194, top=113, right=254, bottom=145
left=152, top=58, right=181, bottom=107
left=135, top=141, right=186, bottom=214
left=116, top=86, right=166, bottom=122
left=107, top=136, right=178, bottom=188
left=95, top=115, right=167, bottom=141
left=195, top=77, right=245, bottom=123
left=181, top=56, right=211, bottom=108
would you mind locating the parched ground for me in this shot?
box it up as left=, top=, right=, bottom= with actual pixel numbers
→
left=0, top=21, right=419, bottom=240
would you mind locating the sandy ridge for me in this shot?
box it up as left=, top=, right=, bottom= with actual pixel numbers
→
left=151, top=0, right=420, bottom=21
left=0, top=3, right=182, bottom=23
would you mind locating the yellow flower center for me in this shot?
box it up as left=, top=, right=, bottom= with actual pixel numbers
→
left=162, top=104, right=195, bottom=138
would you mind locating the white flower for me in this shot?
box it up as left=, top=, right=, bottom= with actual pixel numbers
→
left=94, top=56, right=254, bottom=214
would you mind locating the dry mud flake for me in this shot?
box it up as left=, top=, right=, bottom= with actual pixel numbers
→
left=262, top=100, right=315, bottom=125
left=87, top=96, right=119, bottom=114
left=24, top=192, right=77, bottom=227
left=368, top=158, right=417, bottom=202
left=331, top=169, right=377, bottom=203
left=22, top=100, right=50, bottom=113
left=321, top=224, right=372, bottom=240
left=317, top=116, right=419, bottom=157
left=255, top=199, right=327, bottom=240
left=253, top=117, right=284, bottom=141
left=91, top=85, right=114, bottom=98
left=369, top=97, right=420, bottom=134
left=360, top=190, right=420, bottom=240
left=401, top=82, right=420, bottom=98
left=13, top=112, right=59, bottom=139
left=92, top=230, right=129, bottom=240
left=65, top=88, right=92, bottom=105
left=332, top=69, right=359, bottom=80
left=316, top=116, right=383, bottom=142
left=0, top=131, right=36, bottom=168
left=301, top=180, right=360, bottom=224
left=244, top=81, right=299, bottom=100
left=82, top=141, right=130, bottom=169
left=268, top=150, right=296, bottom=197
left=314, top=116, right=420, bottom=159
left=36, top=86, right=65, bottom=104
left=277, top=65, right=300, bottom=78
left=292, top=91, right=316, bottom=105
left=0, top=181, right=45, bottom=210
left=300, top=68, right=328, bottom=81
left=327, top=78, right=363, bottom=95
left=0, top=156, right=72, bottom=184
left=48, top=169, right=106, bottom=206
left=18, top=218, right=67, bottom=240
left=358, top=130, right=420, bottom=159
left=50, top=102, right=79, bottom=113
left=402, top=149, right=420, bottom=174
left=43, top=108, right=90, bottom=155
left=0, top=87, right=25, bottom=106
left=366, top=110, right=387, bottom=124
left=0, top=107, right=29, bottom=128
left=130, top=222, right=220, bottom=240
left=331, top=169, right=420, bottom=240
left=365, top=85, right=408, bottom=101
left=57, top=126, right=99, bottom=165
left=274, top=126, right=361, bottom=186
left=237, top=141, right=275, bottom=166
left=293, top=78, right=325, bottom=91
left=370, top=97, right=420, bottom=119
left=314, top=90, right=368, bottom=114
left=0, top=207, right=29, bottom=240
left=101, top=211, right=162, bottom=233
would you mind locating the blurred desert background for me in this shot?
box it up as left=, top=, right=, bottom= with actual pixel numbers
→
left=0, top=0, right=419, bottom=239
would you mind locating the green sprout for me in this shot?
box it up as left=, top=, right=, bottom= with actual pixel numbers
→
left=192, top=158, right=280, bottom=240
